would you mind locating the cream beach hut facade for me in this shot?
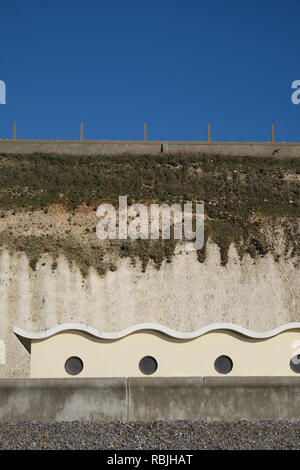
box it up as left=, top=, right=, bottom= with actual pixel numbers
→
left=14, top=322, right=300, bottom=378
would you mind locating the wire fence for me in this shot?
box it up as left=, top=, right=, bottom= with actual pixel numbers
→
left=6, top=122, right=293, bottom=143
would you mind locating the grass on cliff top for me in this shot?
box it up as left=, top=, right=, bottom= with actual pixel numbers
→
left=0, top=152, right=298, bottom=270
left=0, top=152, right=299, bottom=217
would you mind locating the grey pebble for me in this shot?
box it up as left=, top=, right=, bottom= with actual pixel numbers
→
left=0, top=420, right=298, bottom=450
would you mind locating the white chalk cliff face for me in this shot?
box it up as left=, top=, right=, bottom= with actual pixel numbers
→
left=0, top=240, right=299, bottom=377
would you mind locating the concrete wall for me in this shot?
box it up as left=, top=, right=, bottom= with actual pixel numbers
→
left=128, top=377, right=300, bottom=421
left=0, top=378, right=127, bottom=422
left=0, top=139, right=300, bottom=157
left=0, top=377, right=299, bottom=422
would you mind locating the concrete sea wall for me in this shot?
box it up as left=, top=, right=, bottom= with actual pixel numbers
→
left=0, top=377, right=300, bottom=422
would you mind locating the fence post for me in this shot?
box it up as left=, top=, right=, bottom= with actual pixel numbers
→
left=13, top=122, right=16, bottom=140
left=80, top=122, right=84, bottom=141
left=208, top=124, right=211, bottom=143
left=144, top=123, right=147, bottom=143
left=271, top=124, right=275, bottom=143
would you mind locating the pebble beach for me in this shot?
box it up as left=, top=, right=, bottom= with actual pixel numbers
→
left=0, top=420, right=298, bottom=450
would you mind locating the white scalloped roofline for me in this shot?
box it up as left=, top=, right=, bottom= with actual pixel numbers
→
left=13, top=322, right=300, bottom=341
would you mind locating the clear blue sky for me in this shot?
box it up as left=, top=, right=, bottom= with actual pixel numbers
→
left=1, top=0, right=300, bottom=141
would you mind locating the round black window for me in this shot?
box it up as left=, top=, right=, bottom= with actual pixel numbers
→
left=290, top=355, right=300, bottom=373
left=139, top=356, right=158, bottom=375
left=65, top=356, right=83, bottom=375
left=214, top=355, right=233, bottom=374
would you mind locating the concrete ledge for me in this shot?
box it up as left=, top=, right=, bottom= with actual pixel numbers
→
left=0, top=140, right=300, bottom=157
left=203, top=376, right=300, bottom=387
left=0, top=378, right=127, bottom=422
left=129, top=377, right=300, bottom=421
left=128, top=377, right=205, bottom=421
left=0, top=377, right=300, bottom=422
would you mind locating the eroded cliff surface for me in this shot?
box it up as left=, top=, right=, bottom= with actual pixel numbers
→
left=0, top=152, right=298, bottom=376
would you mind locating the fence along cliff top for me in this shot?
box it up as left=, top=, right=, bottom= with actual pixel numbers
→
left=0, top=122, right=300, bottom=157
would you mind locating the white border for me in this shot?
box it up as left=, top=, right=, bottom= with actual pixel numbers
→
left=13, top=322, right=300, bottom=341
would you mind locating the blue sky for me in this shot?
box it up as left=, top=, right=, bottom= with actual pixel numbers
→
left=1, top=0, right=300, bottom=141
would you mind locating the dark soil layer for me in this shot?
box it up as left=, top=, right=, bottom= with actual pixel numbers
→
left=0, top=152, right=299, bottom=271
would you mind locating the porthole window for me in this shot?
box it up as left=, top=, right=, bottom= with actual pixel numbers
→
left=214, top=355, right=233, bottom=374
left=65, top=356, right=83, bottom=376
left=139, top=356, right=158, bottom=375
left=290, top=355, right=300, bottom=373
